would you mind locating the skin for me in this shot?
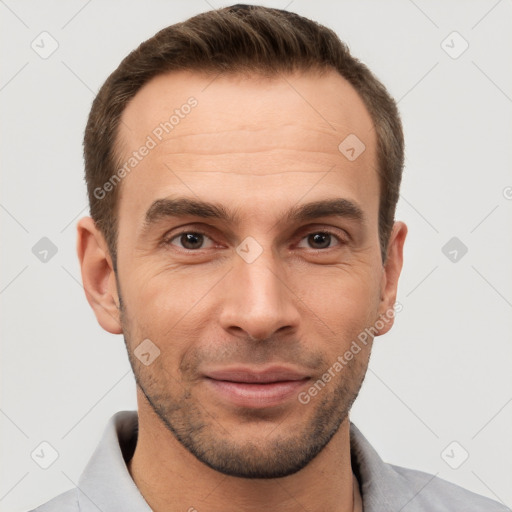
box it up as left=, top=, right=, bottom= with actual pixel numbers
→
left=77, top=69, right=407, bottom=512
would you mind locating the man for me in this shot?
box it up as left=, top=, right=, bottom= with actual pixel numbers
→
left=30, top=4, right=508, bottom=511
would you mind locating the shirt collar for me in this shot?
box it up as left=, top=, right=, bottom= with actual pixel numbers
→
left=75, top=410, right=417, bottom=512
left=77, top=411, right=151, bottom=512
left=349, top=422, right=430, bottom=511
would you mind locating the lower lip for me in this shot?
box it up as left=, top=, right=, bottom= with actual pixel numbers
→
left=205, top=378, right=309, bottom=408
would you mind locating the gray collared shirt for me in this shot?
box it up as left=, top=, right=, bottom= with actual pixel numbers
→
left=30, top=410, right=509, bottom=511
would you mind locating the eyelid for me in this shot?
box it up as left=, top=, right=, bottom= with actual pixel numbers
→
left=293, top=223, right=350, bottom=243
left=162, top=228, right=217, bottom=249
left=161, top=223, right=349, bottom=252
left=294, top=228, right=348, bottom=249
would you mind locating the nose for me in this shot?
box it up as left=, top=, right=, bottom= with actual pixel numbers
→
left=219, top=250, right=301, bottom=341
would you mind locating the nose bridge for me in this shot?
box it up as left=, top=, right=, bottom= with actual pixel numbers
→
left=219, top=241, right=299, bottom=339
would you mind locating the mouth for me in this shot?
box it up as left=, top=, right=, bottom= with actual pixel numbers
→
left=203, top=366, right=311, bottom=408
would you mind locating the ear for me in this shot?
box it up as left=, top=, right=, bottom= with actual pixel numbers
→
left=375, top=221, right=407, bottom=336
left=76, top=216, right=122, bottom=334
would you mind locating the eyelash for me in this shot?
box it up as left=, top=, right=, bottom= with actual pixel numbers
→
left=162, top=227, right=348, bottom=252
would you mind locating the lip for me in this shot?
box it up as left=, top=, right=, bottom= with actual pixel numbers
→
left=203, top=366, right=310, bottom=408
left=204, top=366, right=309, bottom=383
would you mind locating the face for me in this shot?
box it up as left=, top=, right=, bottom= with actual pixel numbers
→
left=103, top=69, right=401, bottom=478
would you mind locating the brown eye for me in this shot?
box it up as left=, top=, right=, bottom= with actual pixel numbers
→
left=297, top=231, right=342, bottom=250
left=308, top=232, right=332, bottom=249
left=166, top=231, right=215, bottom=250
left=180, top=233, right=204, bottom=249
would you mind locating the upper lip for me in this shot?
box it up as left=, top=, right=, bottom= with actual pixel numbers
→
left=203, top=366, right=310, bottom=383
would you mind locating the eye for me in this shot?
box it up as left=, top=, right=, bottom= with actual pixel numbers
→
left=166, top=231, right=216, bottom=250
left=297, top=231, right=344, bottom=250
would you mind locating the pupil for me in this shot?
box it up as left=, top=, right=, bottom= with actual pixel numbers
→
left=310, top=233, right=330, bottom=249
left=182, top=233, right=203, bottom=249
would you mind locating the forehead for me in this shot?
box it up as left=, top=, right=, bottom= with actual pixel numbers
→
left=118, top=69, right=375, bottom=156
left=115, top=69, right=378, bottom=230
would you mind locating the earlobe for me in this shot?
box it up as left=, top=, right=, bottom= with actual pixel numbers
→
left=375, top=221, right=408, bottom=337
left=76, top=217, right=123, bottom=335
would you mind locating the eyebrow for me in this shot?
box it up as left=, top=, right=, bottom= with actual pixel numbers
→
left=141, top=197, right=366, bottom=235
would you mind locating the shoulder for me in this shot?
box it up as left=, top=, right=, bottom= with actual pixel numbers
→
left=390, top=463, right=510, bottom=511
left=28, top=488, right=78, bottom=512
left=349, top=422, right=509, bottom=511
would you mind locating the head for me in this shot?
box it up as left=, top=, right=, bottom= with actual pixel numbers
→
left=78, top=4, right=407, bottom=478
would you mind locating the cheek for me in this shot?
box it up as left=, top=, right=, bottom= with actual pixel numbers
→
left=292, top=260, right=380, bottom=311
left=291, top=265, right=381, bottom=354
left=120, top=269, right=217, bottom=362
left=121, top=261, right=210, bottom=316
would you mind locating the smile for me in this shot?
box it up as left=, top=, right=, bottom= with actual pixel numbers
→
left=203, top=366, right=311, bottom=408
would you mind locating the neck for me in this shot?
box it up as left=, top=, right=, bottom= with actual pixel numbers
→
left=128, top=391, right=356, bottom=512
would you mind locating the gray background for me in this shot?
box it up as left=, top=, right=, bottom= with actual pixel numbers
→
left=1, top=0, right=511, bottom=510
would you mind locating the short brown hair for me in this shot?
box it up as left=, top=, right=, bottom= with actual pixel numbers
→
left=84, top=3, right=403, bottom=267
